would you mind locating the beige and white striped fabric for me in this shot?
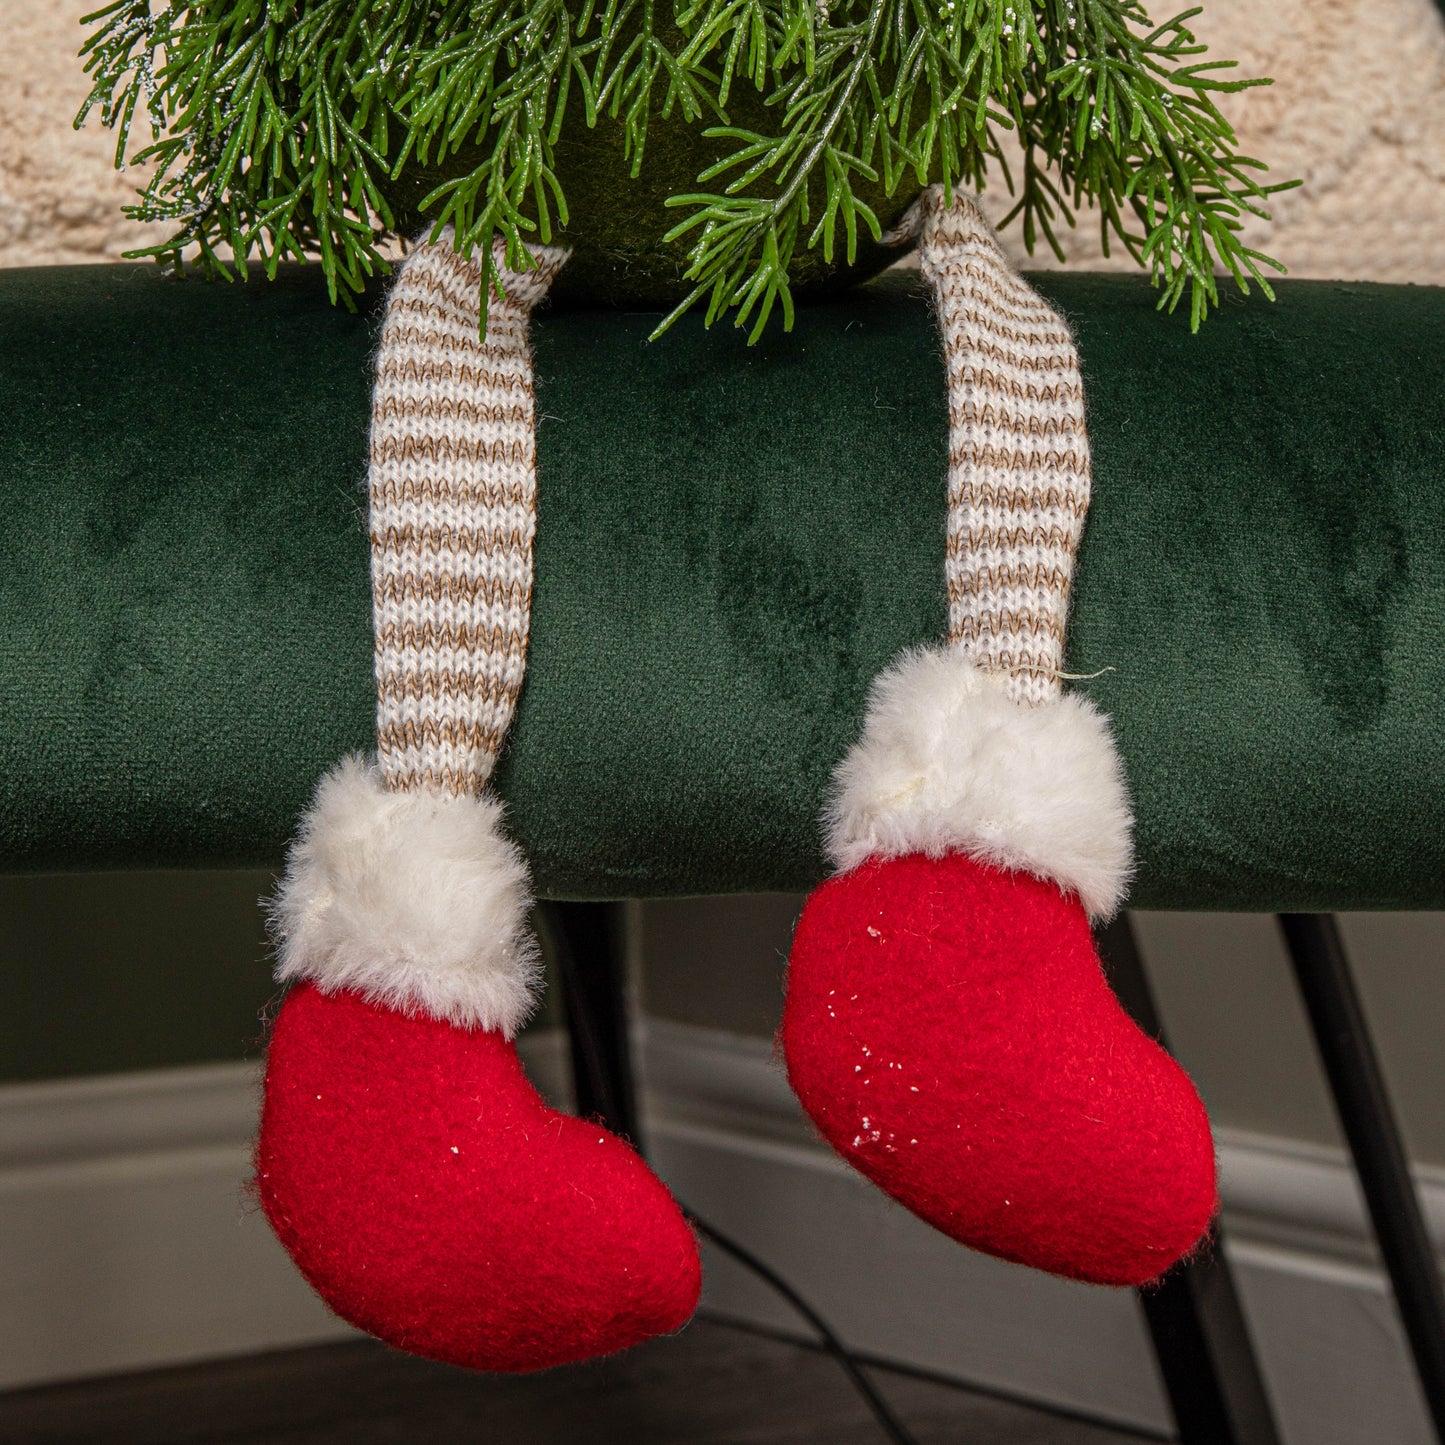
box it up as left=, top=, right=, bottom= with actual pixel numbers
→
left=914, top=189, right=1092, bottom=708
left=369, top=235, right=569, bottom=798
left=365, top=193, right=1082, bottom=809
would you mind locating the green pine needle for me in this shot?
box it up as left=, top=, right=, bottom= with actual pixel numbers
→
left=76, top=0, right=1297, bottom=335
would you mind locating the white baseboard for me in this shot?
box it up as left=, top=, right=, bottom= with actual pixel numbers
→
left=2, top=1024, right=1441, bottom=1445
left=636, top=1019, right=1445, bottom=1445
left=0, top=1064, right=353, bottom=1392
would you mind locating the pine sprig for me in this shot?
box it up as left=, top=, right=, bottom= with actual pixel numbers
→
left=665, top=0, right=1295, bottom=335
left=76, top=0, right=1296, bottom=333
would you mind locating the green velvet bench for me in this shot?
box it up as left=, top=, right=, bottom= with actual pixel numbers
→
left=2, top=264, right=1442, bottom=908
left=2, top=263, right=1443, bottom=1444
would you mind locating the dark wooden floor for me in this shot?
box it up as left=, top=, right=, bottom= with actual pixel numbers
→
left=0, top=1318, right=1157, bottom=1445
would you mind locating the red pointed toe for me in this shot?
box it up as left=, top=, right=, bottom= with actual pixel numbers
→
left=783, top=852, right=1217, bottom=1286
left=258, top=984, right=701, bottom=1370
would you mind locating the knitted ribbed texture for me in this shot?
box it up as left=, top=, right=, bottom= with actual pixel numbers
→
left=370, top=235, right=569, bottom=797
left=818, top=191, right=1127, bottom=897
left=914, top=188, right=1092, bottom=708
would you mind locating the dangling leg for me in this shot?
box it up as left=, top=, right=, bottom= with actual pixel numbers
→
left=782, top=191, right=1217, bottom=1287
left=257, top=238, right=700, bottom=1370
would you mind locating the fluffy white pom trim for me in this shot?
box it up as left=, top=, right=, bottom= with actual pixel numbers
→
left=825, top=647, right=1134, bottom=920
left=269, top=756, right=540, bottom=1035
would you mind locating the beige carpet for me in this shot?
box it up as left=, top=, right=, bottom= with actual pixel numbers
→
left=4, top=0, right=1444, bottom=284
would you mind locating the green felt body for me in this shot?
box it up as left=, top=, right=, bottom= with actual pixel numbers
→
left=1, top=264, right=1441, bottom=909
left=379, top=88, right=922, bottom=308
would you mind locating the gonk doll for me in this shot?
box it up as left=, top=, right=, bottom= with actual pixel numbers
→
left=81, top=0, right=1290, bottom=1371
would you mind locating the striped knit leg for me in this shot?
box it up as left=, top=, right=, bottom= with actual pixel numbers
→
left=782, top=189, right=1217, bottom=1288
left=256, top=237, right=700, bottom=1372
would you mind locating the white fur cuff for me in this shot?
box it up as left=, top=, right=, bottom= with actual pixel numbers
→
left=269, top=756, right=541, bottom=1035
left=825, top=647, right=1134, bottom=920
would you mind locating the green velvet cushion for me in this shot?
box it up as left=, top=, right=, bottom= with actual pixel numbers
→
left=0, top=263, right=1440, bottom=909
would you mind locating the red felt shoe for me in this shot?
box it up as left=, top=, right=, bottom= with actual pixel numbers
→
left=259, top=984, right=700, bottom=1370
left=260, top=758, right=701, bottom=1370
left=783, top=647, right=1217, bottom=1286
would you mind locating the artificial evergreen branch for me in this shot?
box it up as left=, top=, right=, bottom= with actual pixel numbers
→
left=76, top=0, right=1296, bottom=334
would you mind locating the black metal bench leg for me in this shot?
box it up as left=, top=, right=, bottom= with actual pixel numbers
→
left=539, top=900, right=644, bottom=1149
left=1096, top=914, right=1283, bottom=1445
left=546, top=900, right=1292, bottom=1443
left=1279, top=913, right=1445, bottom=1443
